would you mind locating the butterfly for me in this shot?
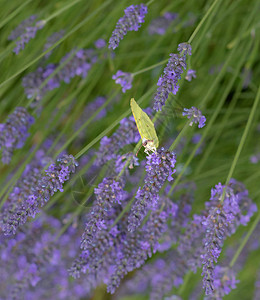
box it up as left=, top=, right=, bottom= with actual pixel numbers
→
left=130, top=98, right=159, bottom=155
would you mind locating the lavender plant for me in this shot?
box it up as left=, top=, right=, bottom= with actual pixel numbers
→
left=0, top=0, right=260, bottom=299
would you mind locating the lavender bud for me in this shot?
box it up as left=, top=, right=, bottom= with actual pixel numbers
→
left=0, top=107, right=34, bottom=164
left=128, top=148, right=176, bottom=232
left=112, top=70, right=133, bottom=93
left=204, top=266, right=239, bottom=299
left=153, top=43, right=192, bottom=111
left=95, top=38, right=106, bottom=49
left=182, top=106, right=206, bottom=128
left=13, top=18, right=45, bottom=54
left=185, top=69, right=196, bottom=81
left=80, top=178, right=127, bottom=250
left=108, top=4, right=148, bottom=50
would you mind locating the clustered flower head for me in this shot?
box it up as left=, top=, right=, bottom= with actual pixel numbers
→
left=185, top=69, right=196, bottom=81
left=201, top=181, right=257, bottom=295
left=108, top=4, right=148, bottom=50
left=22, top=48, right=97, bottom=105
left=0, top=107, right=34, bottom=164
left=8, top=15, right=45, bottom=54
left=182, top=106, right=206, bottom=128
left=0, top=214, right=92, bottom=299
left=148, top=12, right=178, bottom=35
left=80, top=177, right=127, bottom=250
left=128, top=147, right=176, bottom=232
left=153, top=42, right=192, bottom=111
left=0, top=154, right=78, bottom=235
left=176, top=179, right=256, bottom=297
left=112, top=70, right=133, bottom=92
left=94, top=38, right=106, bottom=49
left=204, top=266, right=239, bottom=299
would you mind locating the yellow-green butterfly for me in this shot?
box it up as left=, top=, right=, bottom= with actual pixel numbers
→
left=130, top=98, right=159, bottom=154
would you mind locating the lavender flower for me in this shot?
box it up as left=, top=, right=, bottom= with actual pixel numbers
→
left=148, top=12, right=178, bottom=35
left=185, top=69, right=196, bottom=81
left=182, top=107, right=206, bottom=128
left=43, top=30, right=65, bottom=58
left=117, top=250, right=187, bottom=300
left=112, top=70, right=133, bottom=92
left=31, top=154, right=78, bottom=206
left=177, top=42, right=192, bottom=57
left=107, top=208, right=174, bottom=294
left=11, top=16, right=46, bottom=54
left=201, top=181, right=256, bottom=295
left=0, top=154, right=77, bottom=235
left=23, top=48, right=97, bottom=105
left=80, top=178, right=127, bottom=250
left=128, top=148, right=176, bottom=232
left=250, top=153, right=260, bottom=164
left=8, top=16, right=37, bottom=40
left=95, top=38, right=106, bottom=49
left=153, top=43, right=192, bottom=111
left=0, top=214, right=92, bottom=299
left=204, top=266, right=239, bottom=300
left=108, top=4, right=148, bottom=50
left=0, top=107, right=34, bottom=164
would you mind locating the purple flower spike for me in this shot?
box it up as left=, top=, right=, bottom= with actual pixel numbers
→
left=148, top=12, right=178, bottom=35
left=8, top=16, right=37, bottom=41
left=206, top=266, right=239, bottom=299
left=13, top=19, right=46, bottom=54
left=177, top=42, right=192, bottom=57
left=185, top=69, right=196, bottom=81
left=0, top=107, right=34, bottom=164
left=112, top=70, right=133, bottom=92
left=95, top=38, right=106, bottom=49
left=108, top=4, right=148, bottom=50
left=0, top=154, right=77, bottom=235
left=80, top=178, right=127, bottom=250
left=182, top=106, right=206, bottom=128
left=153, top=43, right=192, bottom=111
left=201, top=181, right=256, bottom=295
left=128, top=148, right=176, bottom=232
left=23, top=48, right=97, bottom=105
left=32, top=154, right=78, bottom=206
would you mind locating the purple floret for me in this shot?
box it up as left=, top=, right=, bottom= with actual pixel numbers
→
left=153, top=43, right=192, bottom=111
left=0, top=107, right=34, bottom=164
left=108, top=4, right=148, bottom=50
left=112, top=70, right=133, bottom=93
left=182, top=106, right=206, bottom=128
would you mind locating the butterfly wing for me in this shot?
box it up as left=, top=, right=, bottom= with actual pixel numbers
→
left=130, top=98, right=159, bottom=148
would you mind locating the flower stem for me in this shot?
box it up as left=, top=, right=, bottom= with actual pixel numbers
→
left=221, top=83, right=260, bottom=202
left=188, top=0, right=222, bottom=44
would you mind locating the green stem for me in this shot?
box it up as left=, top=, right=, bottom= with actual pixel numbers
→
left=169, top=121, right=191, bottom=152
left=44, top=0, right=84, bottom=23
left=188, top=0, right=222, bottom=44
left=0, top=0, right=33, bottom=29
left=230, top=211, right=260, bottom=268
left=0, top=0, right=112, bottom=89
left=222, top=83, right=260, bottom=200
left=132, top=59, right=168, bottom=76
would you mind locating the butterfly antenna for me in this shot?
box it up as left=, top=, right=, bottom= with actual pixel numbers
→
left=135, top=143, right=143, bottom=157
